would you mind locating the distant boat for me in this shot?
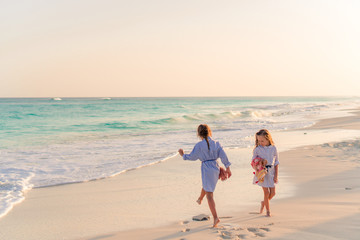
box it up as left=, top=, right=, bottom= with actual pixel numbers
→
left=51, top=97, right=62, bottom=101
left=100, top=97, right=111, bottom=100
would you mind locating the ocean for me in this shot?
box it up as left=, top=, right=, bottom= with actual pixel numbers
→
left=0, top=96, right=359, bottom=218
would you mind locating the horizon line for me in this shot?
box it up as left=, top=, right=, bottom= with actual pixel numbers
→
left=0, top=95, right=358, bottom=99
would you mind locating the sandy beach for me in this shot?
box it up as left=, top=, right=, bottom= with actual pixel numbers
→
left=1, top=110, right=360, bottom=240
left=3, top=1, right=360, bottom=239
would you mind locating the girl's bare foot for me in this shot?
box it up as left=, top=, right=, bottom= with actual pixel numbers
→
left=266, top=211, right=271, bottom=217
left=213, top=217, right=220, bottom=228
left=260, top=201, right=264, bottom=214
left=196, top=198, right=202, bottom=205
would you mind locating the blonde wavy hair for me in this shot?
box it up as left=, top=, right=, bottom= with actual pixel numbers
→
left=254, top=129, right=274, bottom=149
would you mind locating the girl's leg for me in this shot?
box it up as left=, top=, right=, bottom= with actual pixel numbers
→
left=197, top=188, right=206, bottom=205
left=205, top=192, right=220, bottom=227
left=269, top=187, right=276, bottom=200
left=262, top=187, right=271, bottom=217
left=260, top=201, right=265, bottom=214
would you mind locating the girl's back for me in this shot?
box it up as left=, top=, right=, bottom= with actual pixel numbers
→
left=184, top=138, right=228, bottom=164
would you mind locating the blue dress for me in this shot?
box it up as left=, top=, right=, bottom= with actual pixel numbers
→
left=252, top=145, right=279, bottom=187
left=183, top=137, right=231, bottom=192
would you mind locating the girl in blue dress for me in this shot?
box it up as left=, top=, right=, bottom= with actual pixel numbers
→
left=252, top=129, right=279, bottom=217
left=178, top=124, right=232, bottom=227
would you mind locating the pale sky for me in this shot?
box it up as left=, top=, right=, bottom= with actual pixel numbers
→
left=1, top=0, right=360, bottom=97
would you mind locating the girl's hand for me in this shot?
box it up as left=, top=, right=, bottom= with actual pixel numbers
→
left=226, top=167, right=232, bottom=178
left=274, top=176, right=278, bottom=184
left=178, top=149, right=184, bottom=156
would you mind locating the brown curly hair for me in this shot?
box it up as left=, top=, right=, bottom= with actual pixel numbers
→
left=197, top=124, right=212, bottom=150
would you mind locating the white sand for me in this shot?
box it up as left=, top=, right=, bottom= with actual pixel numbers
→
left=1, top=111, right=360, bottom=240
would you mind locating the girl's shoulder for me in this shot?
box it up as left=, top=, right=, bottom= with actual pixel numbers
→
left=254, top=145, right=262, bottom=150
left=267, top=145, right=277, bottom=153
left=255, top=145, right=276, bottom=151
left=270, top=145, right=277, bottom=150
left=265, top=145, right=277, bottom=150
left=253, top=145, right=261, bottom=153
left=195, top=139, right=211, bottom=147
left=195, top=140, right=204, bottom=147
left=207, top=138, right=223, bottom=149
left=213, top=139, right=223, bottom=147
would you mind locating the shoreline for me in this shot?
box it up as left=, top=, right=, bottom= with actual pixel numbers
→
left=305, top=108, right=360, bottom=130
left=0, top=110, right=360, bottom=239
left=21, top=107, right=360, bottom=191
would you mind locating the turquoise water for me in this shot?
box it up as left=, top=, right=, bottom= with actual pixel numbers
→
left=0, top=97, right=352, bottom=148
left=0, top=96, right=359, bottom=218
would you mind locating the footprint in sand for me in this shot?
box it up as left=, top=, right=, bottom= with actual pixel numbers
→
left=181, top=228, right=190, bottom=232
left=237, top=233, right=248, bottom=239
left=260, top=227, right=270, bottom=232
left=232, top=227, right=244, bottom=231
left=255, top=232, right=265, bottom=237
left=180, top=220, right=190, bottom=225
left=217, top=230, right=235, bottom=239
left=218, top=228, right=250, bottom=239
left=247, top=227, right=259, bottom=233
left=222, top=223, right=243, bottom=231
left=247, top=228, right=266, bottom=237
left=218, top=235, right=232, bottom=239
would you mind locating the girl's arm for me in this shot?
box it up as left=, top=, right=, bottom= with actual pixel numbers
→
left=274, top=146, right=280, bottom=166
left=218, top=143, right=232, bottom=177
left=252, top=147, right=259, bottom=160
left=180, top=144, right=200, bottom=161
left=274, top=164, right=279, bottom=183
left=218, top=143, right=231, bottom=168
left=274, top=146, right=279, bottom=183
